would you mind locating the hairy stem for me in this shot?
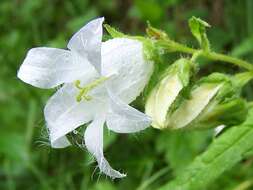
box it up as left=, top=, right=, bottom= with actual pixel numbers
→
left=158, top=39, right=253, bottom=71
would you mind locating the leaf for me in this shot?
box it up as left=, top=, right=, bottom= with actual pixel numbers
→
left=158, top=107, right=253, bottom=190
left=188, top=16, right=211, bottom=51
left=156, top=130, right=210, bottom=175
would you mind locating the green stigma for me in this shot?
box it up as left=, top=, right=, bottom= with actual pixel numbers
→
left=75, top=77, right=108, bottom=102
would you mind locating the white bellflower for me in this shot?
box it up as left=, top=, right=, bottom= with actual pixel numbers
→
left=18, top=18, right=153, bottom=178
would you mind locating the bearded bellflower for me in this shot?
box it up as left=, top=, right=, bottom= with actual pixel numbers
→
left=17, top=17, right=154, bottom=178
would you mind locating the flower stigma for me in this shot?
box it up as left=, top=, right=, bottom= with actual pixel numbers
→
left=75, top=77, right=109, bottom=102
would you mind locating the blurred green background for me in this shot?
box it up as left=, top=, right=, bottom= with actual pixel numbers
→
left=1, top=0, right=253, bottom=189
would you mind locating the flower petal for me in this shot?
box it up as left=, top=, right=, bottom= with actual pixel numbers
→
left=168, top=83, right=222, bottom=128
left=84, top=114, right=126, bottom=179
left=67, top=17, right=104, bottom=72
left=18, top=47, right=93, bottom=88
left=47, top=123, right=71, bottom=148
left=101, top=38, right=153, bottom=103
left=106, top=90, right=151, bottom=133
left=45, top=76, right=104, bottom=148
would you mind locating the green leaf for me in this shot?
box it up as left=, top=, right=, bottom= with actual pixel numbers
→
left=158, top=106, right=253, bottom=190
left=189, top=16, right=211, bottom=52
left=156, top=130, right=210, bottom=175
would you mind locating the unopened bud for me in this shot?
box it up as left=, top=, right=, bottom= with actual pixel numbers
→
left=145, top=58, right=196, bottom=129
left=167, top=73, right=248, bottom=129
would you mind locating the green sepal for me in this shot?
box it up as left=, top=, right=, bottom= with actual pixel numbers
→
left=104, top=24, right=158, bottom=62
left=137, top=37, right=158, bottom=62
left=165, top=59, right=197, bottom=114
left=166, top=58, right=196, bottom=87
left=207, top=98, right=248, bottom=126
left=104, top=24, right=125, bottom=38
left=188, top=98, right=248, bottom=129
left=233, top=71, right=253, bottom=89
left=189, top=16, right=211, bottom=52
left=196, top=73, right=237, bottom=102
left=146, top=21, right=168, bottom=40
left=197, top=72, right=253, bottom=101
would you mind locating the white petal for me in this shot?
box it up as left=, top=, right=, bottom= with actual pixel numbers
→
left=18, top=47, right=93, bottom=88
left=101, top=38, right=153, bottom=104
left=67, top=17, right=104, bottom=72
left=45, top=76, right=104, bottom=148
left=145, top=86, right=161, bottom=129
left=169, top=83, right=222, bottom=128
left=84, top=114, right=126, bottom=179
left=214, top=125, right=226, bottom=137
left=155, top=74, right=183, bottom=127
left=106, top=90, right=151, bottom=133
left=47, top=123, right=71, bottom=148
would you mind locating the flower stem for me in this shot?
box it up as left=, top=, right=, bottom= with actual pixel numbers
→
left=158, top=39, right=253, bottom=71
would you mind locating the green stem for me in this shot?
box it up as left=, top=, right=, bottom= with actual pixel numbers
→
left=190, top=50, right=203, bottom=62
left=27, top=162, right=52, bottom=190
left=158, top=40, right=253, bottom=71
left=206, top=52, right=253, bottom=71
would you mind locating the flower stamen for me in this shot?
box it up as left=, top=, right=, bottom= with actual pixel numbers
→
left=75, top=77, right=108, bottom=102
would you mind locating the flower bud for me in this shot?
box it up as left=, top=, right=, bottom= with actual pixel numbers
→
left=167, top=73, right=248, bottom=129
left=145, top=58, right=196, bottom=129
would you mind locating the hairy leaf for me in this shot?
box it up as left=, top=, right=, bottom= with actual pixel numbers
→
left=158, top=107, right=253, bottom=190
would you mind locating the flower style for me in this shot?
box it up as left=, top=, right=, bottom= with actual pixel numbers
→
left=17, top=17, right=154, bottom=178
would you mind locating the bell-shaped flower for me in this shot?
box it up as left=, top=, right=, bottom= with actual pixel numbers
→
left=17, top=17, right=154, bottom=178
